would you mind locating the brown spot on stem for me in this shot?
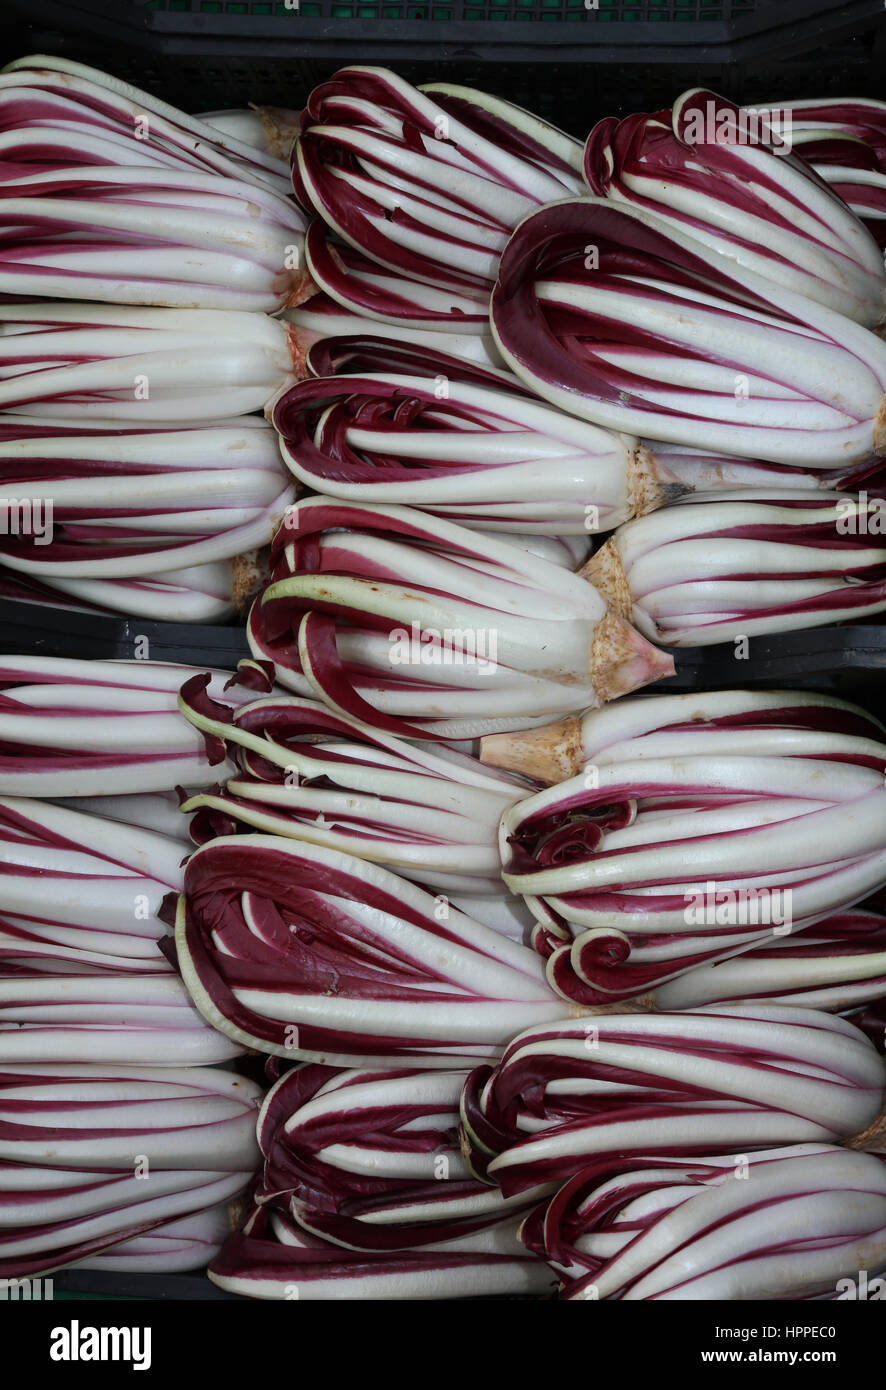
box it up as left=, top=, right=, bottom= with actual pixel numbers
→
left=847, top=1102, right=886, bottom=1153
left=582, top=540, right=632, bottom=619
left=589, top=608, right=674, bottom=703
left=480, top=715, right=585, bottom=785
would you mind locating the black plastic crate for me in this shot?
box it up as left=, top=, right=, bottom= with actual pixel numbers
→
left=2, top=601, right=885, bottom=703
left=7, top=0, right=886, bottom=130
left=3, top=0, right=886, bottom=1309
left=8, top=0, right=883, bottom=61
left=50, top=1269, right=240, bottom=1300
left=0, top=601, right=252, bottom=670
